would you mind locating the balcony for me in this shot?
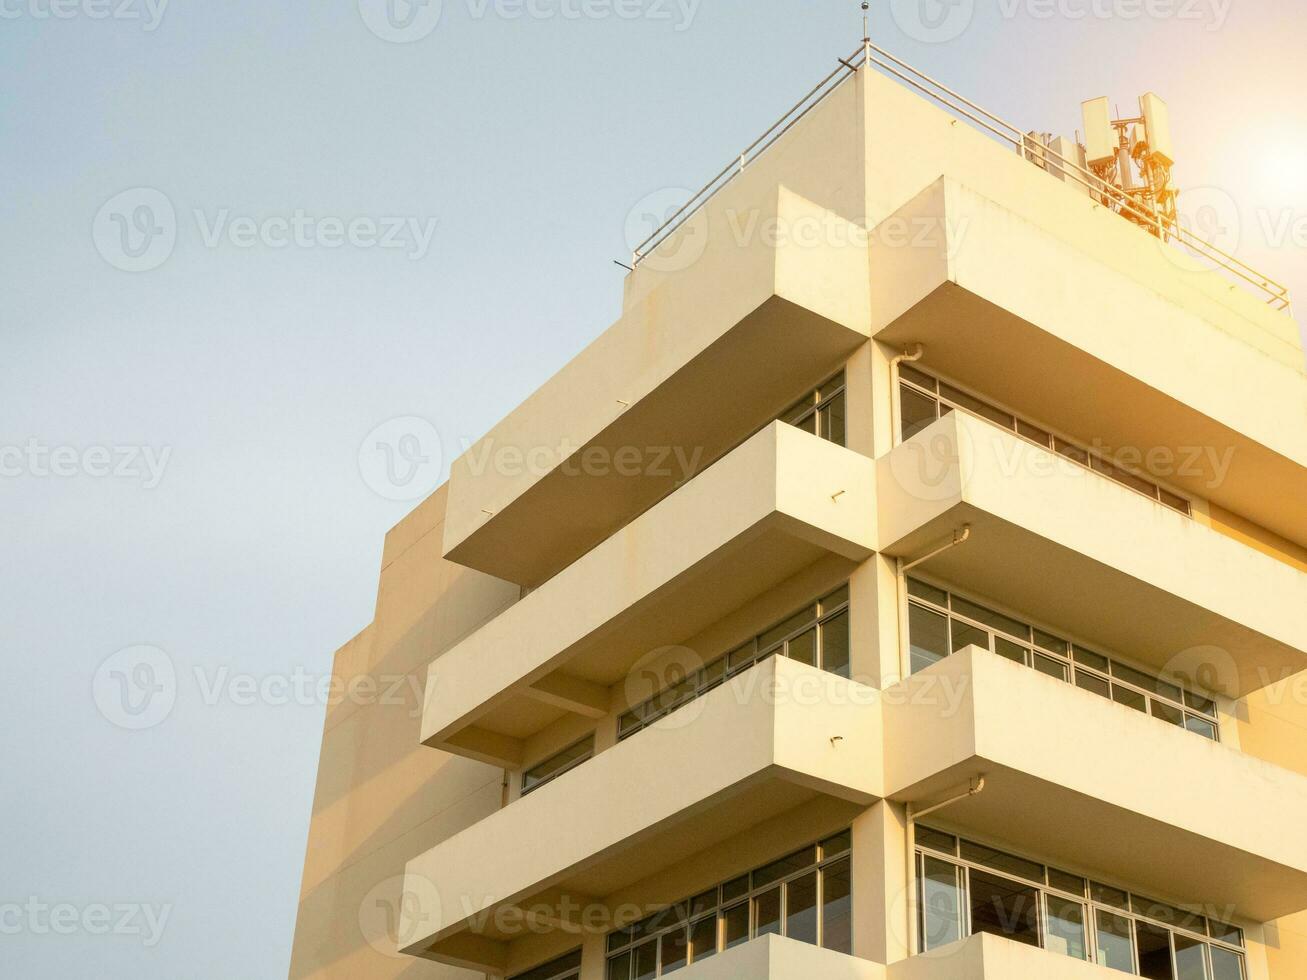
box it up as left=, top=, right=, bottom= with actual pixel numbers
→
left=442, top=185, right=871, bottom=587
left=675, top=935, right=884, bottom=980
left=422, top=423, right=876, bottom=768
left=870, top=177, right=1307, bottom=548
left=877, top=411, right=1307, bottom=697
left=884, top=646, right=1307, bottom=923
left=892, top=933, right=1136, bottom=979
left=401, top=658, right=883, bottom=969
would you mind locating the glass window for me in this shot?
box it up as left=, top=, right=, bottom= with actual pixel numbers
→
left=1135, top=921, right=1175, bottom=980
left=1096, top=909, right=1136, bottom=973
left=820, top=391, right=847, bottom=446
left=633, top=941, right=657, bottom=980
left=607, top=952, right=631, bottom=980
left=781, top=374, right=846, bottom=447
left=1056, top=438, right=1091, bottom=466
left=660, top=930, right=688, bottom=974
left=917, top=827, right=958, bottom=855
left=821, top=612, right=850, bottom=678
left=907, top=578, right=948, bottom=606
left=900, top=365, right=937, bottom=390
left=968, top=869, right=1041, bottom=947
left=822, top=831, right=852, bottom=856
left=1185, top=717, right=1219, bottom=741
left=1076, top=671, right=1112, bottom=699
left=961, top=841, right=1045, bottom=883
left=941, top=382, right=1017, bottom=430
left=1034, top=653, right=1069, bottom=682
left=951, top=618, right=990, bottom=655
left=901, top=385, right=940, bottom=441
left=1092, top=883, right=1131, bottom=910
left=1047, top=868, right=1086, bottom=896
left=760, top=607, right=817, bottom=651
left=788, top=627, right=817, bottom=667
left=1174, top=934, right=1210, bottom=980
left=821, top=858, right=853, bottom=953
left=1034, top=630, right=1070, bottom=656
left=754, top=888, right=782, bottom=938
left=1045, top=894, right=1089, bottom=960
left=1073, top=646, right=1111, bottom=671
left=1210, top=946, right=1245, bottom=980
left=1112, top=685, right=1148, bottom=713
left=723, top=903, right=749, bottom=949
left=513, top=951, right=583, bottom=980
left=522, top=737, right=595, bottom=795
left=689, top=917, right=716, bottom=964
left=754, top=848, right=816, bottom=888
left=1160, top=489, right=1192, bottom=515
left=995, top=637, right=1028, bottom=665
left=909, top=604, right=950, bottom=673
left=1185, top=691, right=1218, bottom=718
left=1152, top=701, right=1186, bottom=728
left=950, top=596, right=1031, bottom=640
left=721, top=875, right=749, bottom=903
left=920, top=855, right=963, bottom=951
left=785, top=872, right=819, bottom=945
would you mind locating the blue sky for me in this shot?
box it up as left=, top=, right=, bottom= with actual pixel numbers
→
left=2, top=2, right=1303, bottom=977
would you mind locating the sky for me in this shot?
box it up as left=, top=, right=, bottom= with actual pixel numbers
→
left=1, top=1, right=1303, bottom=978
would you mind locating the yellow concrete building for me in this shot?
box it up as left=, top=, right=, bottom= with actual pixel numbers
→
left=288, top=46, right=1307, bottom=980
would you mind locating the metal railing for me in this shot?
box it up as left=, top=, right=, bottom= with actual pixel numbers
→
left=631, top=42, right=1292, bottom=315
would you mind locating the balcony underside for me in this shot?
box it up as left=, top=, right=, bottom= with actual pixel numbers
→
left=404, top=659, right=883, bottom=970
left=878, top=414, right=1307, bottom=697
left=885, top=648, right=1307, bottom=923
left=425, top=424, right=876, bottom=767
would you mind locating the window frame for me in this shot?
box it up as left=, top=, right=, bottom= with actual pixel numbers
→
left=520, top=735, right=596, bottom=797
left=779, top=372, right=847, bottom=447
left=905, top=577, right=1221, bottom=742
left=915, top=830, right=1246, bottom=976
left=896, top=366, right=1192, bottom=518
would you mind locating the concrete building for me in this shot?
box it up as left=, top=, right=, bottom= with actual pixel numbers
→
left=288, top=45, right=1307, bottom=980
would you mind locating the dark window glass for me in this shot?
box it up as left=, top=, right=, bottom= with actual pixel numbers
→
left=1112, top=685, right=1148, bottom=713
left=960, top=842, right=1044, bottom=883
left=1075, top=671, right=1112, bottom=699
left=1096, top=910, right=1136, bottom=973
left=940, top=383, right=1016, bottom=430
left=522, top=737, right=594, bottom=794
left=951, top=596, right=1032, bottom=641
left=689, top=916, right=717, bottom=963
left=820, top=391, right=847, bottom=447
left=754, top=888, right=782, bottom=938
left=900, top=365, right=937, bottom=391
left=951, top=618, right=990, bottom=655
left=916, top=827, right=957, bottom=855
left=721, top=876, right=749, bottom=903
left=785, top=872, right=819, bottom=945
left=1185, top=691, right=1218, bottom=718
left=754, top=848, right=816, bottom=888
left=1093, top=455, right=1161, bottom=499
left=821, top=858, right=853, bottom=953
left=1152, top=702, right=1186, bottom=728
left=907, top=578, right=948, bottom=606
left=1210, top=923, right=1243, bottom=947
left=633, top=941, right=657, bottom=980
left=900, top=385, right=941, bottom=441
left=513, top=950, right=583, bottom=980
left=968, top=869, right=1041, bottom=947
left=1033, top=653, right=1069, bottom=682
left=688, top=890, right=716, bottom=918
left=1092, top=883, right=1131, bottom=910
left=1073, top=646, right=1110, bottom=671
left=723, top=903, right=749, bottom=949
left=1055, top=438, right=1091, bottom=466
left=1160, top=489, right=1192, bottom=515
left=909, top=604, right=950, bottom=673
left=1135, top=921, right=1175, bottom=980
left=995, top=638, right=1028, bottom=665
left=821, top=612, right=850, bottom=678
left=1047, top=868, right=1086, bottom=896
left=660, top=929, right=688, bottom=974
left=606, top=952, right=631, bottom=980
left=760, top=607, right=817, bottom=651
left=1034, top=630, right=1070, bottom=655
left=821, top=831, right=852, bottom=856
left=1185, top=716, right=1219, bottom=741
left=1016, top=419, right=1053, bottom=447
left=919, top=856, right=963, bottom=951
left=787, top=627, right=817, bottom=667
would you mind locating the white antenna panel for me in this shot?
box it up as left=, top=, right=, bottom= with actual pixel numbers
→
left=1140, top=92, right=1175, bottom=166
left=1082, top=97, right=1115, bottom=166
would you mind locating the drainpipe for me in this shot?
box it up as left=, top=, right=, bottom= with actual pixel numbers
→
left=905, top=776, right=986, bottom=958
left=895, top=526, right=972, bottom=682
left=889, top=344, right=926, bottom=449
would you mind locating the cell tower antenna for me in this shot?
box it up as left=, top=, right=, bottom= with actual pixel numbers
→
left=862, top=1, right=871, bottom=62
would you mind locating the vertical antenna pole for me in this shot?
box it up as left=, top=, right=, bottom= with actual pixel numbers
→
left=862, top=2, right=871, bottom=64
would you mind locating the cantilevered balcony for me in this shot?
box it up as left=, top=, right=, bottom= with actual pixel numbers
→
left=423, top=422, right=876, bottom=768
left=892, top=932, right=1144, bottom=979
left=871, top=177, right=1307, bottom=548
left=442, top=186, right=871, bottom=587
left=877, top=411, right=1307, bottom=697
left=884, top=646, right=1307, bottom=923
left=401, top=658, right=882, bottom=970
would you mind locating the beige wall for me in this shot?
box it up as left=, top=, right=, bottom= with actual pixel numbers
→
left=287, top=488, right=518, bottom=980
